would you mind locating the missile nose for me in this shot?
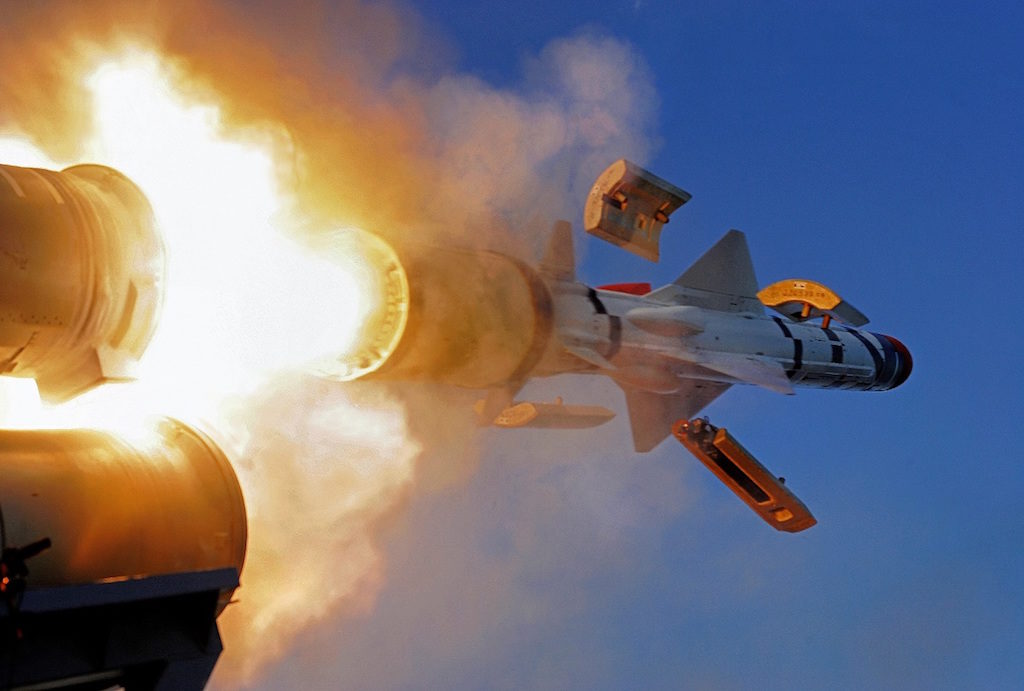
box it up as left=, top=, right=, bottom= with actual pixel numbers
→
left=881, top=334, right=913, bottom=388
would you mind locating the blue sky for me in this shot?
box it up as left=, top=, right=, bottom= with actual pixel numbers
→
left=254, top=3, right=1024, bottom=689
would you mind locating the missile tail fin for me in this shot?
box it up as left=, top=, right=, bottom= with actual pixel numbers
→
left=663, top=230, right=764, bottom=314
left=540, top=220, right=575, bottom=282
left=475, top=385, right=521, bottom=425
left=620, top=381, right=730, bottom=452
left=675, top=229, right=758, bottom=295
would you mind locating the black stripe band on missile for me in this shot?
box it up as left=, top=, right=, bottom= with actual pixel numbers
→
left=823, top=327, right=844, bottom=363
left=584, top=288, right=622, bottom=360
left=874, top=332, right=899, bottom=389
left=606, top=315, right=623, bottom=360
left=771, top=316, right=802, bottom=379
left=845, top=327, right=882, bottom=382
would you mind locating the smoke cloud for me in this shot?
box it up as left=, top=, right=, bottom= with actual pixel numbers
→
left=0, top=0, right=663, bottom=686
left=212, top=377, right=420, bottom=680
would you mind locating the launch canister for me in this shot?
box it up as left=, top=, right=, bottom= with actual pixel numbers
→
left=0, top=163, right=165, bottom=402
left=0, top=418, right=246, bottom=610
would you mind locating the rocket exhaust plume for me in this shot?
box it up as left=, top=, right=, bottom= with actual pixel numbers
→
left=1, top=1, right=659, bottom=687
left=320, top=233, right=555, bottom=389
left=308, top=229, right=410, bottom=382
left=0, top=50, right=420, bottom=684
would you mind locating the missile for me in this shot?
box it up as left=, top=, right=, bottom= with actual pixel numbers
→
left=319, top=160, right=912, bottom=529
left=326, top=225, right=911, bottom=413
left=315, top=231, right=554, bottom=390
left=0, top=163, right=164, bottom=402
left=322, top=229, right=911, bottom=420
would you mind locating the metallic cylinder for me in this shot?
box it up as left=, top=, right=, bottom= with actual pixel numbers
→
left=0, top=418, right=246, bottom=608
left=0, top=163, right=165, bottom=402
left=322, top=234, right=554, bottom=389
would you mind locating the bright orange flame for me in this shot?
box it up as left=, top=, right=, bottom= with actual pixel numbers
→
left=0, top=50, right=378, bottom=431
left=0, top=48, right=420, bottom=683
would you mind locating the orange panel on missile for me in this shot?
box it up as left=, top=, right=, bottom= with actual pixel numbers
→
left=673, top=418, right=816, bottom=532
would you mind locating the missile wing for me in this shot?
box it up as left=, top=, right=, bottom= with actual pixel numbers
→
left=475, top=397, right=615, bottom=429
left=619, top=381, right=730, bottom=452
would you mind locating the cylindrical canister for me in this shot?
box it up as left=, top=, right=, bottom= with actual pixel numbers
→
left=0, top=418, right=246, bottom=609
left=0, top=163, right=165, bottom=401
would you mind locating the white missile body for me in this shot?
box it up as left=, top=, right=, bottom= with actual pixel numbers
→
left=524, top=225, right=912, bottom=451
left=328, top=160, right=912, bottom=529
left=333, top=221, right=912, bottom=454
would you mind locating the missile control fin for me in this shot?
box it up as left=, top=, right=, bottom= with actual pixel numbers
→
left=584, top=159, right=691, bottom=262
left=672, top=418, right=816, bottom=532
left=476, top=397, right=615, bottom=429
left=758, top=279, right=869, bottom=328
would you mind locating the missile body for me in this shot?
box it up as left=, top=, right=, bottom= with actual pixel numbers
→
left=330, top=235, right=910, bottom=396
left=375, top=246, right=552, bottom=387
left=321, top=236, right=555, bottom=389
left=0, top=163, right=164, bottom=401
left=0, top=418, right=246, bottom=610
left=326, top=225, right=910, bottom=456
left=321, top=160, right=912, bottom=529
left=553, top=284, right=912, bottom=395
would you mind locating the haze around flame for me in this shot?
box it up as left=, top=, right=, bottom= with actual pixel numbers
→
left=0, top=49, right=421, bottom=682
left=0, top=2, right=659, bottom=685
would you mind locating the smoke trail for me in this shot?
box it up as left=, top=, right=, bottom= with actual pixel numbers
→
left=0, top=1, right=657, bottom=256
left=211, top=376, right=420, bottom=681
left=0, top=1, right=662, bottom=685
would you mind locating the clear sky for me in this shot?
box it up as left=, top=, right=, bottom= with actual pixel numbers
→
left=250, top=3, right=1022, bottom=689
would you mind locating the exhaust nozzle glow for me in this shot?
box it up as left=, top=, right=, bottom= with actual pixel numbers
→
left=315, top=231, right=554, bottom=389
left=310, top=229, right=409, bottom=382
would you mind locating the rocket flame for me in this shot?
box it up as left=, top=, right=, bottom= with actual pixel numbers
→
left=0, top=50, right=379, bottom=428
left=0, top=12, right=661, bottom=684
left=0, top=48, right=420, bottom=684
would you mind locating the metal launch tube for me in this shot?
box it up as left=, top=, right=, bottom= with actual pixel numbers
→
left=0, top=163, right=165, bottom=402
left=0, top=418, right=246, bottom=610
